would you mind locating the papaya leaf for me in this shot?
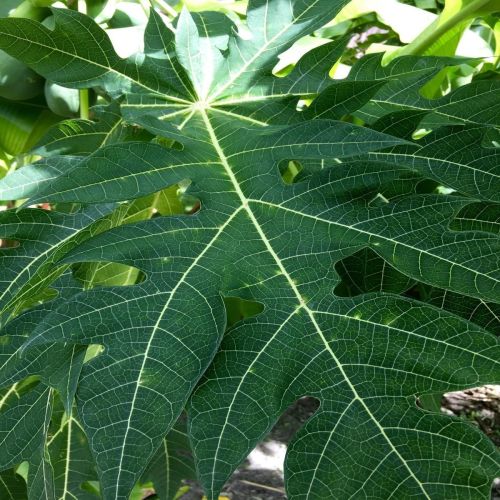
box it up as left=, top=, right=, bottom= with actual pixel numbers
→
left=0, top=2, right=498, bottom=499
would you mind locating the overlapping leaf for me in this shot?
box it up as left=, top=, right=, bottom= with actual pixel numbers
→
left=46, top=399, right=98, bottom=500
left=364, top=125, right=500, bottom=202
left=0, top=8, right=191, bottom=102
left=347, top=54, right=500, bottom=127
left=32, top=104, right=130, bottom=158
left=0, top=381, right=54, bottom=496
left=0, top=204, right=120, bottom=322
left=141, top=416, right=196, bottom=499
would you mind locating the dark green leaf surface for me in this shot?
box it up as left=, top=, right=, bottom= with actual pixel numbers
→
left=335, top=248, right=415, bottom=297
left=190, top=296, right=499, bottom=499
left=0, top=469, right=27, bottom=499
left=0, top=382, right=53, bottom=473
left=25, top=123, right=500, bottom=498
left=0, top=1, right=498, bottom=499
left=423, top=287, right=500, bottom=336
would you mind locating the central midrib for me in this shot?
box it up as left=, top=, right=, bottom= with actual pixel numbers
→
left=199, top=108, right=431, bottom=499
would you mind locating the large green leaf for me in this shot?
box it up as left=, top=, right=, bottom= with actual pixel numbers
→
left=0, top=2, right=498, bottom=500
left=24, top=143, right=500, bottom=499
left=21, top=118, right=409, bottom=499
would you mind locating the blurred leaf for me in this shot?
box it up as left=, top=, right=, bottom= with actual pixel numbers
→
left=108, top=1, right=148, bottom=28
left=87, top=0, right=117, bottom=23
left=0, top=98, right=59, bottom=156
left=182, top=0, right=248, bottom=16
left=335, top=0, right=436, bottom=43
left=0, top=0, right=21, bottom=18
left=107, top=25, right=145, bottom=57
left=389, top=0, right=500, bottom=61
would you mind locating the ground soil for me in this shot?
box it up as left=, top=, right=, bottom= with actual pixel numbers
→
left=147, top=387, right=500, bottom=499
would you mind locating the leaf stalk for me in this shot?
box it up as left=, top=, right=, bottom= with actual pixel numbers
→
left=401, top=0, right=492, bottom=57
left=77, top=0, right=90, bottom=119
